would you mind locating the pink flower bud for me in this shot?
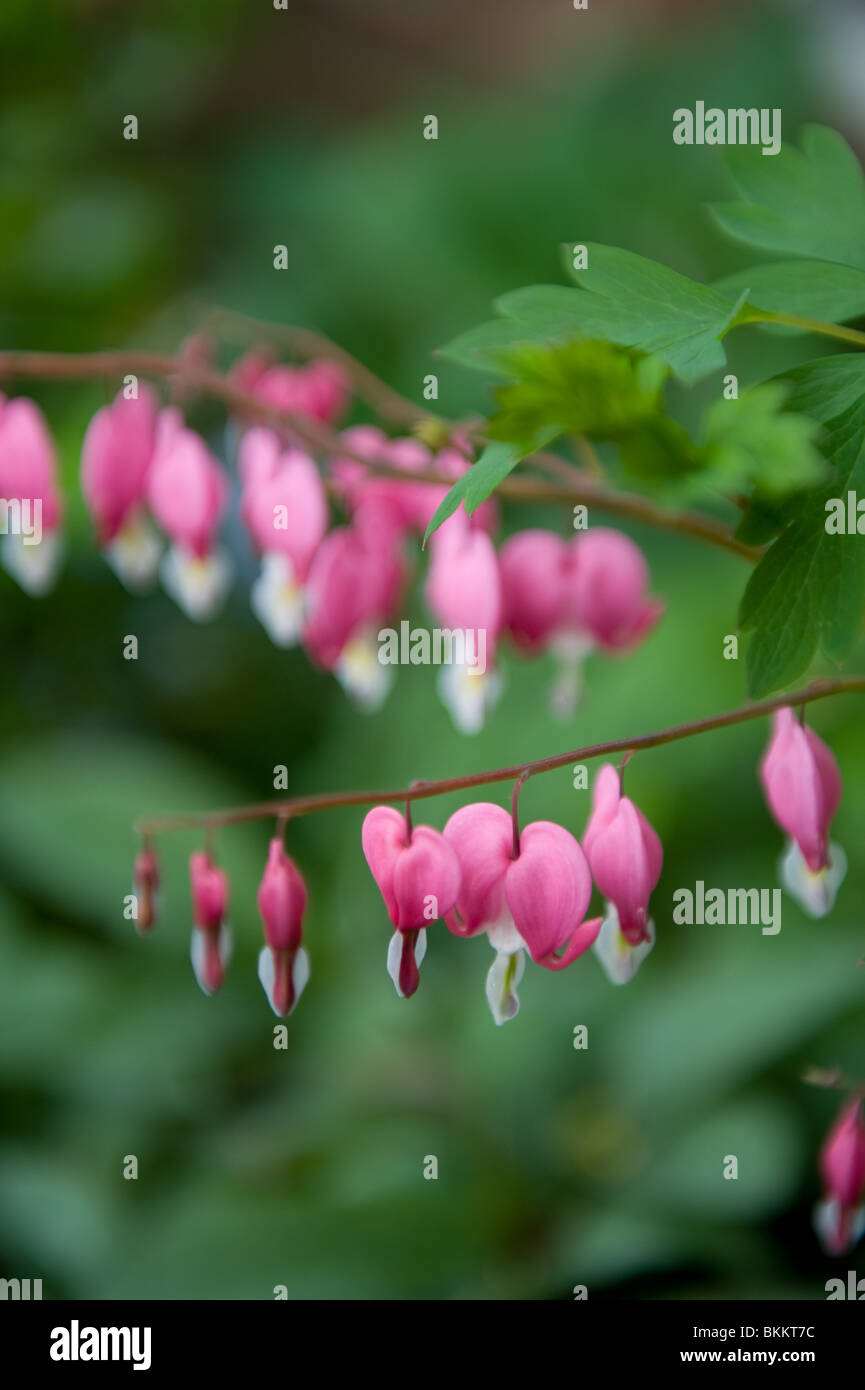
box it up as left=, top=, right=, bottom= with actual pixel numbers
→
left=815, top=1099, right=865, bottom=1255
left=303, top=523, right=403, bottom=708
left=133, top=846, right=160, bottom=934
left=299, top=359, right=350, bottom=424
left=238, top=356, right=350, bottom=426
left=189, top=851, right=230, bottom=996
left=257, top=838, right=310, bottom=1017
left=0, top=394, right=64, bottom=594
left=147, top=411, right=227, bottom=559
left=362, top=807, right=461, bottom=998
left=567, top=528, right=664, bottom=650
left=0, top=395, right=62, bottom=532
left=241, top=436, right=328, bottom=580
left=760, top=708, right=842, bottom=874
left=582, top=764, right=662, bottom=946
left=230, top=348, right=273, bottom=395
left=330, top=427, right=431, bottom=537
left=425, top=512, right=502, bottom=650
left=81, top=387, right=159, bottom=544
left=500, top=529, right=570, bottom=652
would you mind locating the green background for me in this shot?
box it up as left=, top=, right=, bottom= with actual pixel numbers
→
left=1, top=0, right=863, bottom=1299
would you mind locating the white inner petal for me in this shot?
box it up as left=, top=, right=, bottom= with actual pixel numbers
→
left=386, top=928, right=427, bottom=998
left=250, top=552, right=305, bottom=648
left=593, top=901, right=655, bottom=985
left=485, top=948, right=526, bottom=1026
left=160, top=545, right=232, bottom=622
left=257, top=944, right=311, bottom=1017
left=105, top=514, right=161, bottom=591
left=436, top=662, right=501, bottom=736
left=1, top=530, right=63, bottom=596
left=190, top=921, right=232, bottom=996
left=336, top=627, right=394, bottom=711
left=779, top=838, right=847, bottom=919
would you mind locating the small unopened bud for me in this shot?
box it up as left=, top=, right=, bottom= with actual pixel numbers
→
left=133, top=846, right=160, bottom=934
left=257, top=837, right=310, bottom=1017
left=189, top=851, right=231, bottom=996
left=815, top=1098, right=865, bottom=1254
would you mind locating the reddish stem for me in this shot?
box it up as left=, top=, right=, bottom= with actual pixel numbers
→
left=134, top=676, right=865, bottom=836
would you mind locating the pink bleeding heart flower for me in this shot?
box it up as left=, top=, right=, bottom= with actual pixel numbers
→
left=567, top=528, right=664, bottom=651
left=500, top=529, right=571, bottom=653
left=303, top=522, right=403, bottom=709
left=189, top=851, right=231, bottom=996
left=499, top=528, right=661, bottom=718
left=362, top=807, right=461, bottom=998
left=582, top=764, right=662, bottom=961
left=442, top=802, right=601, bottom=1024
left=760, top=708, right=845, bottom=918
left=815, top=1098, right=865, bottom=1255
left=81, top=385, right=162, bottom=588
left=240, top=429, right=329, bottom=648
left=146, top=409, right=231, bottom=620
left=257, top=837, right=310, bottom=1017
left=0, top=394, right=63, bottom=594
left=132, top=845, right=160, bottom=935
left=425, top=512, right=503, bottom=734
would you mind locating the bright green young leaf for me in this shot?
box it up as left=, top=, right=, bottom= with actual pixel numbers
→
left=711, top=125, right=865, bottom=270
left=739, top=355, right=865, bottom=696
left=700, top=382, right=825, bottom=499
left=485, top=340, right=665, bottom=450
left=713, top=261, right=865, bottom=325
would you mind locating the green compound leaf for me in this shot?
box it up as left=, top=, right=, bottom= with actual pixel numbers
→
left=556, top=243, right=750, bottom=381
left=740, top=356, right=865, bottom=697
left=714, top=261, right=865, bottom=326
left=711, top=124, right=865, bottom=270
left=439, top=246, right=750, bottom=385
left=700, top=382, right=825, bottom=500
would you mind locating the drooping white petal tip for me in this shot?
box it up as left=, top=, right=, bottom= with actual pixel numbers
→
left=105, top=514, right=161, bottom=591
left=1, top=531, right=63, bottom=596
left=592, top=902, right=655, bottom=985
left=336, top=627, right=394, bottom=711
left=257, top=945, right=310, bottom=1017
left=190, top=922, right=233, bottom=996
left=250, top=553, right=305, bottom=648
left=780, top=839, right=847, bottom=919
left=160, top=545, right=232, bottom=622
left=485, top=948, right=525, bottom=1026
left=386, top=927, right=427, bottom=998
left=437, top=662, right=501, bottom=736
left=814, top=1196, right=865, bottom=1255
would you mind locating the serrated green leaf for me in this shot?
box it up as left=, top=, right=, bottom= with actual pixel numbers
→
left=739, top=356, right=865, bottom=695
left=714, top=260, right=865, bottom=325
left=437, top=319, right=538, bottom=376
left=711, top=124, right=865, bottom=270
left=549, top=244, right=748, bottom=381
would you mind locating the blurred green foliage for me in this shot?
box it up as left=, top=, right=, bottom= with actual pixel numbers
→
left=1, top=1, right=863, bottom=1300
